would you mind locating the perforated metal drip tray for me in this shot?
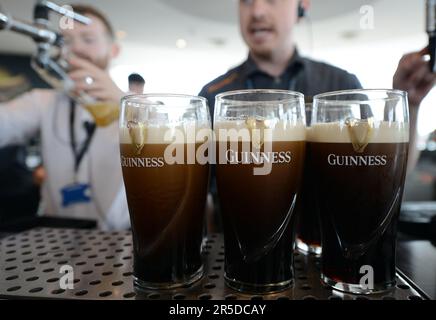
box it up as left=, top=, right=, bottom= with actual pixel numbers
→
left=0, top=228, right=428, bottom=300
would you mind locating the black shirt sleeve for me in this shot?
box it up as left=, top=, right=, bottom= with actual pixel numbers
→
left=340, top=73, right=363, bottom=90
left=198, top=85, right=215, bottom=120
left=299, top=59, right=363, bottom=97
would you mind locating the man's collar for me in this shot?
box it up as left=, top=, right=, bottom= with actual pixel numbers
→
left=242, top=48, right=305, bottom=78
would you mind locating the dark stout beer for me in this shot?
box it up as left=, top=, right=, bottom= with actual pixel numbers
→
left=120, top=126, right=209, bottom=288
left=309, top=122, right=408, bottom=291
left=215, top=121, right=305, bottom=292
left=296, top=105, right=322, bottom=255
left=295, top=148, right=322, bottom=254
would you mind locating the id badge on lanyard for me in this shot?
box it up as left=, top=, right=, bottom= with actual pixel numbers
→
left=61, top=100, right=96, bottom=208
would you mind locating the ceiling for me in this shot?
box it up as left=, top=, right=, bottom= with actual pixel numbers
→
left=0, top=0, right=423, bottom=55
left=161, top=0, right=379, bottom=24
left=0, top=0, right=381, bottom=25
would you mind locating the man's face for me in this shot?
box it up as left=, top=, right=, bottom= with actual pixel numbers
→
left=62, top=14, right=114, bottom=69
left=239, top=0, right=299, bottom=58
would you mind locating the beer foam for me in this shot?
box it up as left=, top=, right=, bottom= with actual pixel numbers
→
left=214, top=120, right=306, bottom=142
left=308, top=121, right=409, bottom=143
left=119, top=123, right=211, bottom=144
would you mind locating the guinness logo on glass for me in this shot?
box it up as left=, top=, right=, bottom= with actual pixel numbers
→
left=345, top=117, right=374, bottom=153
left=245, top=117, right=272, bottom=149
left=127, top=121, right=147, bottom=155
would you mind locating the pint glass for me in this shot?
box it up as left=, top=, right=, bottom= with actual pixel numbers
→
left=119, top=94, right=211, bottom=290
left=214, top=89, right=306, bottom=293
left=311, top=89, right=409, bottom=294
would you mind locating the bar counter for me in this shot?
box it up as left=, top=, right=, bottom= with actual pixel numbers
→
left=0, top=227, right=432, bottom=300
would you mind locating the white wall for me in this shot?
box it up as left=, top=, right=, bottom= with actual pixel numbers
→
left=305, top=34, right=434, bottom=146
left=110, top=42, right=247, bottom=95
left=111, top=33, right=435, bottom=148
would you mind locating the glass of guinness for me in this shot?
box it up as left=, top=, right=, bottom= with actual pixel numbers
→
left=214, top=89, right=306, bottom=293
left=295, top=100, right=322, bottom=255
left=119, top=94, right=211, bottom=291
left=311, top=89, right=409, bottom=294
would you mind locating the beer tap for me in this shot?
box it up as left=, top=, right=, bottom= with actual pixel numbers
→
left=426, top=0, right=436, bottom=72
left=0, top=1, right=91, bottom=91
left=32, top=0, right=91, bottom=91
left=0, top=11, right=58, bottom=44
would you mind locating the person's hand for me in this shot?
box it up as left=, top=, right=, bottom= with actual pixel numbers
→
left=68, top=56, right=124, bottom=105
left=393, top=47, right=436, bottom=107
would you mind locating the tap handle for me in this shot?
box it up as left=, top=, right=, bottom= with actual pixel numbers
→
left=34, top=0, right=91, bottom=25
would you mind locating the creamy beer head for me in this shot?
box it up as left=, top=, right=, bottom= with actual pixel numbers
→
left=120, top=122, right=211, bottom=144
left=308, top=121, right=409, bottom=144
left=215, top=119, right=306, bottom=170
left=214, top=119, right=306, bottom=142
left=120, top=121, right=212, bottom=157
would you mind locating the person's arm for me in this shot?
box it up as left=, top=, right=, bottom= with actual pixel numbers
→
left=198, top=85, right=215, bottom=120
left=0, top=90, right=46, bottom=148
left=393, top=48, right=436, bottom=173
left=343, top=73, right=363, bottom=90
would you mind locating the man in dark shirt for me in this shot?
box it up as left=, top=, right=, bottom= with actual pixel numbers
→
left=199, top=0, right=435, bottom=231
left=200, top=0, right=433, bottom=165
left=200, top=0, right=433, bottom=122
left=199, top=0, right=365, bottom=114
left=200, top=48, right=361, bottom=113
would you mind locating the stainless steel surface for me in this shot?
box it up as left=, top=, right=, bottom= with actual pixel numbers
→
left=0, top=228, right=427, bottom=300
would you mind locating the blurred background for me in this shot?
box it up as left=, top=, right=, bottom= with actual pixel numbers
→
left=0, top=0, right=435, bottom=203
left=1, top=0, right=431, bottom=136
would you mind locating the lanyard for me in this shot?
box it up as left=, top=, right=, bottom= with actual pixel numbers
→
left=69, top=99, right=96, bottom=178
